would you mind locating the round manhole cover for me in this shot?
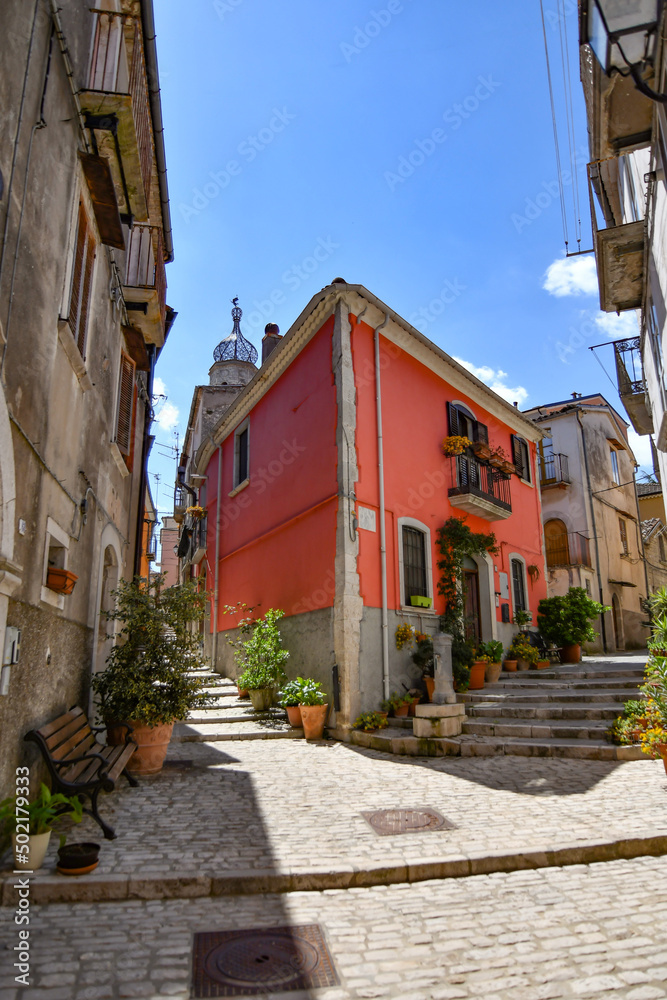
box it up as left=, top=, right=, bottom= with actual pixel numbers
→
left=204, top=930, right=320, bottom=989
left=364, top=808, right=449, bottom=835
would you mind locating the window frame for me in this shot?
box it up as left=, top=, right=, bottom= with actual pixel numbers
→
left=114, top=351, right=137, bottom=466
left=509, top=555, right=528, bottom=615
left=40, top=517, right=70, bottom=611
left=610, top=447, right=620, bottom=486
left=619, top=518, right=629, bottom=555
left=66, top=200, right=97, bottom=359
left=397, top=517, right=433, bottom=611
left=232, top=418, right=250, bottom=491
left=511, top=434, right=532, bottom=484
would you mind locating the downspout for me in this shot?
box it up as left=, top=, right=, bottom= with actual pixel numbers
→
left=133, top=344, right=156, bottom=578
left=374, top=314, right=390, bottom=700
left=576, top=410, right=608, bottom=651
left=211, top=444, right=222, bottom=672
left=633, top=468, right=651, bottom=601
left=138, top=0, right=173, bottom=262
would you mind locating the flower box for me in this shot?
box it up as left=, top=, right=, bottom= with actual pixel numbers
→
left=46, top=568, right=78, bottom=595
left=410, top=595, right=432, bottom=608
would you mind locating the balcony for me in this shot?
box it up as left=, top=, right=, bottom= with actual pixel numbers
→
left=190, top=517, right=207, bottom=566
left=146, top=530, right=157, bottom=563
left=448, top=455, right=512, bottom=521
left=614, top=337, right=653, bottom=435
left=588, top=159, right=646, bottom=313
left=79, top=11, right=153, bottom=221
left=539, top=453, right=570, bottom=490
left=123, top=224, right=166, bottom=347
left=546, top=531, right=592, bottom=569
left=173, top=484, right=188, bottom=523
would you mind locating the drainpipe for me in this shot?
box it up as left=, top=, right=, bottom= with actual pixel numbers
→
left=138, top=0, right=173, bottom=262
left=576, top=410, right=608, bottom=651
left=133, top=344, right=156, bottom=578
left=211, top=444, right=222, bottom=672
left=633, top=466, right=651, bottom=601
left=374, top=314, right=390, bottom=700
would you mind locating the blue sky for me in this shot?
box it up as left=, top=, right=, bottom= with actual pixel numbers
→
left=148, top=0, right=648, bottom=517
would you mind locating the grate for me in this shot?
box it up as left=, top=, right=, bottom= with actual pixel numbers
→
left=362, top=808, right=454, bottom=836
left=191, top=924, right=338, bottom=997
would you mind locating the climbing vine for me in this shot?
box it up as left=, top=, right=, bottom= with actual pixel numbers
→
left=436, top=516, right=498, bottom=640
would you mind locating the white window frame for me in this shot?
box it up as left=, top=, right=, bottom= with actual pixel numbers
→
left=40, top=517, right=70, bottom=611
left=508, top=552, right=530, bottom=620
left=397, top=517, right=434, bottom=612
left=230, top=418, right=250, bottom=495
left=610, top=447, right=620, bottom=485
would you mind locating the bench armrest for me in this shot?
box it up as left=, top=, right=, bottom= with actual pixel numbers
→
left=53, top=750, right=112, bottom=770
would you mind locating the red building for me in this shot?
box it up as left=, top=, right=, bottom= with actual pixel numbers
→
left=179, top=282, right=546, bottom=727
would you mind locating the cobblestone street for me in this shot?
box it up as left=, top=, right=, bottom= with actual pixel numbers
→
left=2, top=736, right=667, bottom=998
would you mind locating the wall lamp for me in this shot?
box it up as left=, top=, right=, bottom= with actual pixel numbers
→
left=583, top=0, right=667, bottom=102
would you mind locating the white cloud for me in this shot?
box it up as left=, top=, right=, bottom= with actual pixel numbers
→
left=453, top=357, right=528, bottom=406
left=543, top=255, right=599, bottom=297
left=152, top=377, right=180, bottom=433
left=594, top=311, right=640, bottom=339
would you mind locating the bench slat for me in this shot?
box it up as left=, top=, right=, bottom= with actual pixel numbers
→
left=52, top=730, right=97, bottom=765
left=49, top=724, right=95, bottom=761
left=45, top=714, right=91, bottom=751
left=67, top=745, right=126, bottom=787
left=59, top=741, right=107, bottom=785
left=36, top=707, right=86, bottom=741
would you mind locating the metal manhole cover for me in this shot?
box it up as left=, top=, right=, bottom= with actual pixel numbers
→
left=362, top=808, right=454, bottom=836
left=192, top=925, right=338, bottom=997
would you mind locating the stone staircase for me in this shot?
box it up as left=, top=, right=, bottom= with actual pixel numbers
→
left=173, top=670, right=303, bottom=743
left=458, top=659, right=646, bottom=760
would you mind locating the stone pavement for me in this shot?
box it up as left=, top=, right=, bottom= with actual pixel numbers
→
left=2, top=737, right=666, bottom=903
left=3, top=854, right=667, bottom=999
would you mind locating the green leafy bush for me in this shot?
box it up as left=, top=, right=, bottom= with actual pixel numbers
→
left=235, top=608, right=290, bottom=691
left=0, top=784, right=83, bottom=836
left=353, top=711, right=388, bottom=732
left=296, top=678, right=327, bottom=706
left=537, top=588, right=609, bottom=647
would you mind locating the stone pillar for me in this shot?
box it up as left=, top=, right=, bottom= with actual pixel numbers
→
left=432, top=632, right=456, bottom=704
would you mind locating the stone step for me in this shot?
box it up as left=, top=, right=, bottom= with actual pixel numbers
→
left=462, top=689, right=641, bottom=704
left=186, top=707, right=288, bottom=725
left=457, top=735, right=646, bottom=760
left=341, top=726, right=460, bottom=758
left=467, top=702, right=632, bottom=720
left=173, top=721, right=303, bottom=743
left=501, top=666, right=646, bottom=679
left=461, top=718, right=613, bottom=740
left=491, top=677, right=643, bottom=690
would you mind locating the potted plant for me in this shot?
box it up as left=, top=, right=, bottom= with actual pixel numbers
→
left=234, top=608, right=290, bottom=711
left=46, top=567, right=78, bottom=595
left=0, top=784, right=83, bottom=871
left=471, top=438, right=492, bottom=461
left=279, top=678, right=306, bottom=727
left=507, top=633, right=538, bottom=670
left=451, top=637, right=474, bottom=692
left=353, top=711, right=389, bottom=733
left=388, top=692, right=411, bottom=717
left=477, top=640, right=503, bottom=683
left=297, top=678, right=329, bottom=740
left=441, top=435, right=472, bottom=456
left=488, top=445, right=514, bottom=474
left=513, top=609, right=533, bottom=631
left=503, top=656, right=518, bottom=672
left=468, top=655, right=486, bottom=690
left=537, top=588, right=609, bottom=664
left=56, top=840, right=101, bottom=876
left=93, top=576, right=212, bottom=775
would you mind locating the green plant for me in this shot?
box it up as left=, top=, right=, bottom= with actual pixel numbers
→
left=537, top=588, right=609, bottom=647
left=507, top=633, right=539, bottom=665
left=353, top=711, right=389, bottom=732
left=234, top=608, right=290, bottom=691
left=477, top=639, right=504, bottom=662
left=0, top=784, right=83, bottom=836
left=513, top=609, right=532, bottom=628
left=297, top=678, right=327, bottom=706
left=647, top=613, right=667, bottom=649
left=279, top=678, right=306, bottom=707
left=608, top=700, right=651, bottom=745
left=411, top=636, right=434, bottom=677
left=648, top=587, right=667, bottom=620
left=451, top=636, right=474, bottom=691
left=92, top=576, right=212, bottom=726
left=436, top=518, right=497, bottom=649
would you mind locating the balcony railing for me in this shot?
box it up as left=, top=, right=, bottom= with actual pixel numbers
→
left=82, top=11, right=153, bottom=217
left=173, top=484, right=188, bottom=523
left=539, top=453, right=570, bottom=488
left=614, top=337, right=653, bottom=435
left=546, top=531, right=592, bottom=569
left=123, top=223, right=166, bottom=344
left=448, top=455, right=512, bottom=521
left=146, top=529, right=157, bottom=562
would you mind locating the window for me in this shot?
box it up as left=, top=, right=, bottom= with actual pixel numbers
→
left=538, top=431, right=554, bottom=480
left=585, top=578, right=591, bottom=596
left=511, top=558, right=527, bottom=613
left=619, top=518, right=628, bottom=555
left=447, top=402, right=487, bottom=445
left=41, top=517, right=70, bottom=610
left=610, top=448, right=620, bottom=485
left=660, top=534, right=666, bottom=563
left=511, top=435, right=531, bottom=482
left=68, top=201, right=96, bottom=358
left=115, top=352, right=136, bottom=461
left=233, top=421, right=249, bottom=488
left=402, top=526, right=427, bottom=604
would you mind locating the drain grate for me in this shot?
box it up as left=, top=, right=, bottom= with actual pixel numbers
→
left=362, top=808, right=454, bottom=836
left=191, top=924, right=338, bottom=997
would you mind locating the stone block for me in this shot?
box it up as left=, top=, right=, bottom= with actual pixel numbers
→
left=127, top=875, right=211, bottom=900
left=413, top=716, right=463, bottom=739
left=415, top=704, right=465, bottom=719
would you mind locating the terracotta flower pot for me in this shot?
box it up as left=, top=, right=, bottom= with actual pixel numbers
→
left=299, top=704, right=329, bottom=740
left=248, top=688, right=273, bottom=711
left=517, top=659, right=530, bottom=671
left=237, top=685, right=249, bottom=698
left=503, top=660, right=517, bottom=672
left=107, top=721, right=173, bottom=775
left=285, top=705, right=302, bottom=727
left=469, top=662, right=486, bottom=689
left=407, top=696, right=421, bottom=716
left=394, top=703, right=409, bottom=717
left=536, top=660, right=550, bottom=670
left=658, top=743, right=667, bottom=775
left=484, top=661, right=502, bottom=684
left=424, top=677, right=435, bottom=702
left=561, top=643, right=581, bottom=664
left=46, top=567, right=78, bottom=595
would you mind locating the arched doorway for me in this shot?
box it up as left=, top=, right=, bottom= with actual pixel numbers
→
left=612, top=593, right=624, bottom=650
left=463, top=555, right=481, bottom=646
left=545, top=519, right=569, bottom=568
left=95, top=545, right=119, bottom=676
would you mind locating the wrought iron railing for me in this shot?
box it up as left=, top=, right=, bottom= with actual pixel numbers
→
left=540, top=452, right=570, bottom=486
left=87, top=11, right=153, bottom=205
left=614, top=337, right=646, bottom=396
left=546, top=531, right=591, bottom=568
left=173, top=484, right=188, bottom=513
left=449, top=455, right=512, bottom=511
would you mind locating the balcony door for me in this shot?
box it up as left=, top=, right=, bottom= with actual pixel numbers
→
left=545, top=518, right=570, bottom=568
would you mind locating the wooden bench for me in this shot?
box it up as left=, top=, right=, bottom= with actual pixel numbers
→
left=25, top=706, right=138, bottom=840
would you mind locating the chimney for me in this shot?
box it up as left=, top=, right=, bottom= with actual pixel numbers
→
left=262, top=323, right=282, bottom=364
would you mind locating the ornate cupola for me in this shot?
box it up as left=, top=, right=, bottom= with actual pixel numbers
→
left=209, top=299, right=259, bottom=387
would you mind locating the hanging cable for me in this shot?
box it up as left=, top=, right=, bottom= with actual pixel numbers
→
left=557, top=0, right=583, bottom=249
left=539, top=0, right=569, bottom=252
left=590, top=346, right=621, bottom=394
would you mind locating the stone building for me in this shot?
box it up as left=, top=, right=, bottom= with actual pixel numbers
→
left=0, top=0, right=173, bottom=794
left=638, top=481, right=667, bottom=596
left=524, top=394, right=649, bottom=651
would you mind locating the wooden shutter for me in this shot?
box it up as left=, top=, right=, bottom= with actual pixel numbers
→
left=474, top=421, right=488, bottom=445
left=68, top=202, right=96, bottom=358
left=511, top=435, right=529, bottom=480
left=116, top=353, right=136, bottom=455
left=447, top=402, right=460, bottom=436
